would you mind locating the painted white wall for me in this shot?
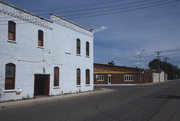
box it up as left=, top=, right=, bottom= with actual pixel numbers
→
left=0, top=2, right=94, bottom=101
left=153, top=72, right=167, bottom=83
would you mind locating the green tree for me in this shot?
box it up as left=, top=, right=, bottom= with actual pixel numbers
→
left=148, top=59, right=180, bottom=80
left=107, top=61, right=115, bottom=66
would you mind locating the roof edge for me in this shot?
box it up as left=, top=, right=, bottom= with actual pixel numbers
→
left=50, top=13, right=94, bottom=33
left=94, top=63, right=140, bottom=70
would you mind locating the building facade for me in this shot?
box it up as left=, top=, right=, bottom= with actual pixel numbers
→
left=94, top=63, right=152, bottom=85
left=0, top=1, right=94, bottom=101
left=153, top=71, right=167, bottom=83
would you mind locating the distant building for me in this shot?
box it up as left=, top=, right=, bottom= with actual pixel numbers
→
left=94, top=63, right=152, bottom=85
left=152, top=71, right=167, bottom=83
left=0, top=1, right=94, bottom=101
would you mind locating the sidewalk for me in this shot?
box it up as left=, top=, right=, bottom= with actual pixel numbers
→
left=0, top=88, right=113, bottom=110
left=94, top=81, right=174, bottom=87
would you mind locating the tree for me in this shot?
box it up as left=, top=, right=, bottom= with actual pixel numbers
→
left=148, top=59, right=160, bottom=70
left=148, top=59, right=180, bottom=80
left=107, top=61, right=115, bottom=66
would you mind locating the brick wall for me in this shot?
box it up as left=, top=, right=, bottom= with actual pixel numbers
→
left=94, top=64, right=153, bottom=84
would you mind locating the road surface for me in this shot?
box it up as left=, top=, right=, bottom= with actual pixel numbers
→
left=0, top=80, right=180, bottom=121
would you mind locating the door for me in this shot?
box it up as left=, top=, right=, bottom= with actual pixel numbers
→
left=34, top=74, right=50, bottom=96
left=108, top=76, right=112, bottom=84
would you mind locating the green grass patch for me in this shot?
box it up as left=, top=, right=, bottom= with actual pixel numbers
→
left=93, top=87, right=102, bottom=91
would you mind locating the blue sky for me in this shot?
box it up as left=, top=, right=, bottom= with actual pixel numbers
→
left=4, top=0, right=180, bottom=68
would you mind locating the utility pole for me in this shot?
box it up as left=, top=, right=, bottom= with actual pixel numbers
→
left=138, top=49, right=145, bottom=83
left=139, top=54, right=142, bottom=83
left=155, top=51, right=162, bottom=83
left=164, top=57, right=169, bottom=81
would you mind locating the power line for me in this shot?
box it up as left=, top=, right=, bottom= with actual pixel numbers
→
left=0, top=0, right=147, bottom=19
left=63, top=0, right=166, bottom=18
left=56, top=0, right=147, bottom=14
left=154, top=46, right=180, bottom=57
left=163, top=47, right=180, bottom=52
left=32, top=0, right=124, bottom=13
left=67, top=0, right=178, bottom=19
left=0, top=0, right=178, bottom=25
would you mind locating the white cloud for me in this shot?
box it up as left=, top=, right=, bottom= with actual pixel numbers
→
left=94, top=26, right=107, bottom=32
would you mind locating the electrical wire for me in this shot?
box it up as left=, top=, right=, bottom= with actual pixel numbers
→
left=32, top=0, right=124, bottom=13
left=63, top=0, right=166, bottom=18
left=67, top=0, right=179, bottom=19
left=51, top=0, right=147, bottom=14
left=0, top=0, right=177, bottom=24
left=0, top=0, right=148, bottom=18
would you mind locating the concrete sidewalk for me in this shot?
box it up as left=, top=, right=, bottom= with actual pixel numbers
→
left=94, top=83, right=154, bottom=86
left=94, top=81, right=172, bottom=87
left=0, top=88, right=113, bottom=110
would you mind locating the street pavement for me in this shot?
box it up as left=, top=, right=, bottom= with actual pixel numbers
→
left=0, top=80, right=180, bottom=121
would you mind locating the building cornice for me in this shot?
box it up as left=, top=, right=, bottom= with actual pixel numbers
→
left=0, top=1, right=52, bottom=30
left=50, top=14, right=94, bottom=37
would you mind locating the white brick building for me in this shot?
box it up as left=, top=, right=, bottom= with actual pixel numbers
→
left=0, top=1, right=94, bottom=101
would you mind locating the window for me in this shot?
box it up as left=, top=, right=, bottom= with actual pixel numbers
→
left=96, top=75, right=104, bottom=81
left=86, top=42, right=90, bottom=56
left=86, top=69, right=90, bottom=84
left=54, top=67, right=59, bottom=86
left=77, top=68, right=81, bottom=85
left=38, top=30, right=44, bottom=47
left=76, top=39, right=81, bottom=55
left=5, top=63, right=15, bottom=90
left=8, top=21, right=16, bottom=41
left=124, top=75, right=133, bottom=82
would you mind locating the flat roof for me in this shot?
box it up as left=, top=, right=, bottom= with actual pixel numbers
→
left=94, top=63, right=140, bottom=70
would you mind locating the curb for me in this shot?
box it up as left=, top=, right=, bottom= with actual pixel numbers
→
left=94, top=81, right=174, bottom=87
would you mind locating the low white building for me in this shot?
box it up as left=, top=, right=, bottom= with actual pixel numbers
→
left=0, top=1, right=94, bottom=101
left=153, top=71, right=167, bottom=83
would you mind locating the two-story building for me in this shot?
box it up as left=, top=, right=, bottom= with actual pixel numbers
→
left=0, top=1, right=94, bottom=101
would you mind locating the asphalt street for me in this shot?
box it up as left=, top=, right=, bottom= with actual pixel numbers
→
left=0, top=80, right=180, bottom=121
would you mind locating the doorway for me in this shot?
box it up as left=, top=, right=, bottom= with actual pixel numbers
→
left=34, top=74, right=50, bottom=96
left=108, top=76, right=112, bottom=84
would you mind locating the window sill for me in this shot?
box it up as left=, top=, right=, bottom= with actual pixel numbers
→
left=7, top=40, right=17, bottom=44
left=86, top=56, right=90, bottom=58
left=4, top=90, right=16, bottom=93
left=53, top=86, right=60, bottom=89
left=76, top=85, right=81, bottom=87
left=96, top=80, right=104, bottom=82
left=65, top=52, right=71, bottom=55
left=37, top=46, right=44, bottom=49
left=124, top=80, right=134, bottom=82
left=86, top=84, right=91, bottom=86
left=76, top=54, right=81, bottom=56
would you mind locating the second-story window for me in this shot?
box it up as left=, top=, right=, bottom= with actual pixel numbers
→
left=38, top=30, right=44, bottom=47
left=8, top=21, right=16, bottom=41
left=86, top=42, right=90, bottom=56
left=76, top=39, right=81, bottom=55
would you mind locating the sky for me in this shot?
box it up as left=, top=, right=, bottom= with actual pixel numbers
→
left=3, top=0, right=180, bottom=68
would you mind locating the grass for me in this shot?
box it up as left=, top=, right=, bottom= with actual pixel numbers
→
left=93, top=87, right=102, bottom=91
